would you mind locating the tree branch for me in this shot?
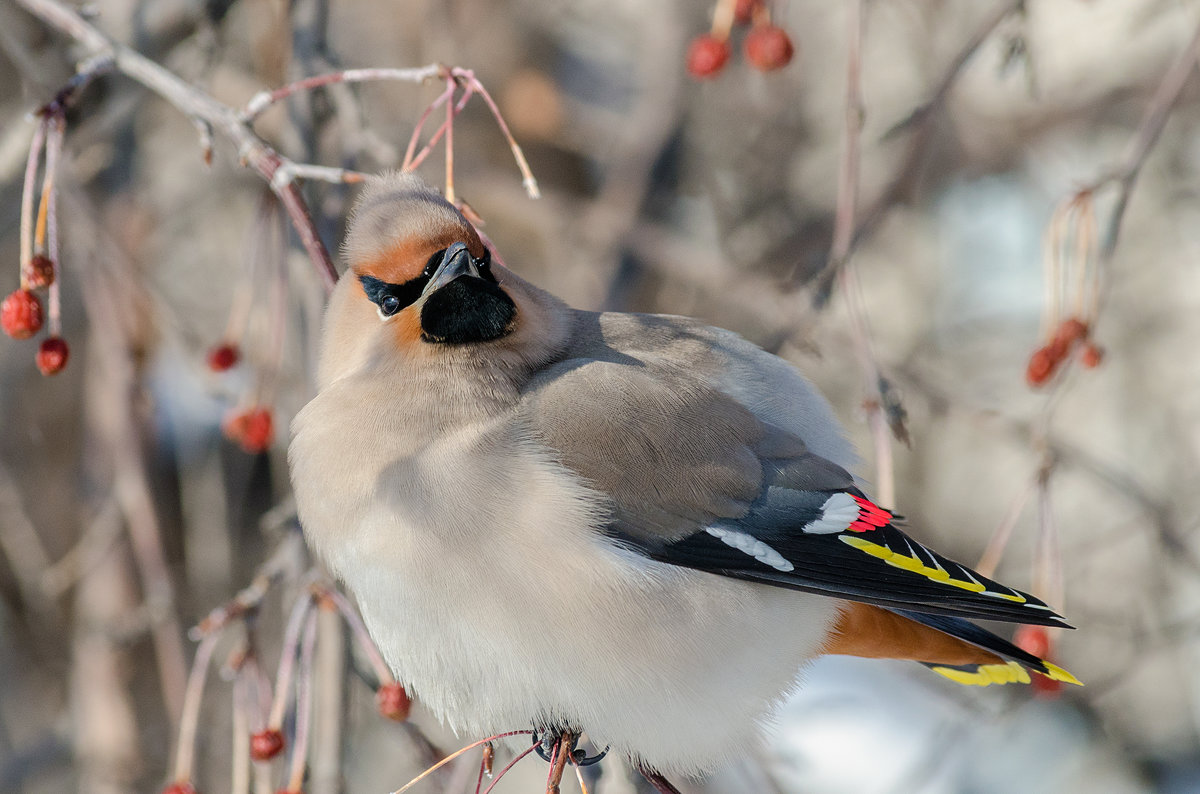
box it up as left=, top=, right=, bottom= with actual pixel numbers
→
left=813, top=0, right=1026, bottom=302
left=16, top=0, right=344, bottom=287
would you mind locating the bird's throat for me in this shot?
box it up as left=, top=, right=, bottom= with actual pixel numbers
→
left=419, top=277, right=517, bottom=345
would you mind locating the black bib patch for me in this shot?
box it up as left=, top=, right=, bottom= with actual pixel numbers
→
left=420, top=277, right=516, bottom=344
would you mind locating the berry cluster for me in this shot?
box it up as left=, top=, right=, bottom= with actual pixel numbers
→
left=165, top=586, right=412, bottom=794
left=3, top=114, right=70, bottom=375
left=687, top=0, right=795, bottom=79
left=1026, top=316, right=1103, bottom=387
left=1027, top=192, right=1106, bottom=388
left=206, top=196, right=294, bottom=455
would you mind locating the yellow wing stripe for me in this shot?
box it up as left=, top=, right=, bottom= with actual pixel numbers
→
left=929, top=662, right=1031, bottom=687
left=839, top=535, right=988, bottom=594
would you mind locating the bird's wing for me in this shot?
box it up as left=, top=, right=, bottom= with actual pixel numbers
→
left=523, top=351, right=1068, bottom=628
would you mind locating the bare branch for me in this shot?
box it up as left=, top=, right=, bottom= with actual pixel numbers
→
left=1086, top=19, right=1200, bottom=261
left=240, top=65, right=443, bottom=122
left=814, top=0, right=1026, bottom=301
left=16, top=0, right=341, bottom=287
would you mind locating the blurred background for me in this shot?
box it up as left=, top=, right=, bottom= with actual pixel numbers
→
left=1, top=0, right=1199, bottom=791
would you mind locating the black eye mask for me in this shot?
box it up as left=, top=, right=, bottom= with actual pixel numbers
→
left=357, top=248, right=499, bottom=319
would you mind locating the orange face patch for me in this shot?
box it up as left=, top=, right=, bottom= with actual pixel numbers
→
left=389, top=304, right=425, bottom=350
left=353, top=226, right=486, bottom=287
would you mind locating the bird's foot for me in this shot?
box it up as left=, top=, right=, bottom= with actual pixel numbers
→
left=530, top=726, right=609, bottom=767
left=531, top=726, right=610, bottom=792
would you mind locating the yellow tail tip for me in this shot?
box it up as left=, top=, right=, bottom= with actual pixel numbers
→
left=1040, top=661, right=1083, bottom=686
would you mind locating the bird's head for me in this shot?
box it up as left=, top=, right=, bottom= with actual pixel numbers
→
left=319, top=172, right=569, bottom=388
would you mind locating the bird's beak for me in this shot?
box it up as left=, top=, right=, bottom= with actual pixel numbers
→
left=423, top=241, right=482, bottom=297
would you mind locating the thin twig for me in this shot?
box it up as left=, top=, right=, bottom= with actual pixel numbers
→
left=271, top=161, right=370, bottom=186
left=172, top=631, right=221, bottom=784
left=391, top=731, right=533, bottom=794
left=637, top=765, right=683, bottom=794
left=813, top=0, right=1025, bottom=301
left=232, top=661, right=252, bottom=794
left=480, top=742, right=540, bottom=794
left=826, top=0, right=901, bottom=506
left=571, top=759, right=591, bottom=794
left=18, top=117, right=46, bottom=283
left=240, top=65, right=443, bottom=121
left=318, top=585, right=394, bottom=685
left=268, top=590, right=317, bottom=730
left=545, top=733, right=571, bottom=794
left=79, top=213, right=191, bottom=725
left=975, top=472, right=1037, bottom=579
left=193, top=536, right=306, bottom=637
left=42, top=114, right=64, bottom=334
left=309, top=597, right=347, bottom=794
left=473, top=749, right=488, bottom=794
left=402, top=74, right=456, bottom=170
left=827, top=0, right=864, bottom=279
left=284, top=608, right=320, bottom=793
left=444, top=72, right=456, bottom=204
left=406, top=77, right=473, bottom=172
left=456, top=70, right=540, bottom=199
left=1087, top=20, right=1200, bottom=261
left=1034, top=465, right=1065, bottom=611
left=39, top=498, right=123, bottom=597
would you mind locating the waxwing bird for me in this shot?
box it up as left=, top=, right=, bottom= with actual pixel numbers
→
left=289, top=172, right=1078, bottom=780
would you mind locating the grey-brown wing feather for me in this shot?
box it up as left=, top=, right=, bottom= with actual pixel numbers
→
left=523, top=358, right=767, bottom=541
left=521, top=312, right=1067, bottom=626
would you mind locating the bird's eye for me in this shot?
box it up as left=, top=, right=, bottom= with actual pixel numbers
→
left=379, top=295, right=401, bottom=316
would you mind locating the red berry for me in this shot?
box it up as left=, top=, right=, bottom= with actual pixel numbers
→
left=1054, top=317, right=1089, bottom=347
left=162, top=783, right=196, bottom=794
left=1031, top=670, right=1064, bottom=698
left=24, top=254, right=56, bottom=288
left=1025, top=346, right=1055, bottom=386
left=1014, top=625, right=1063, bottom=698
left=36, top=337, right=69, bottom=375
left=206, top=343, right=240, bottom=372
left=687, top=35, right=730, bottom=79
left=1080, top=343, right=1104, bottom=368
left=1046, top=334, right=1069, bottom=364
left=1, top=289, right=44, bottom=339
left=224, top=408, right=274, bottom=453
left=1013, top=625, right=1051, bottom=659
left=250, top=728, right=285, bottom=761
left=376, top=682, right=411, bottom=721
left=734, top=0, right=759, bottom=25
left=745, top=24, right=794, bottom=72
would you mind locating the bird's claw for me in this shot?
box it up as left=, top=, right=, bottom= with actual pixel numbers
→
left=530, top=727, right=609, bottom=766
